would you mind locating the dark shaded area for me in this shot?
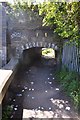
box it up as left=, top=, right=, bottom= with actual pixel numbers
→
left=22, top=47, right=42, bottom=67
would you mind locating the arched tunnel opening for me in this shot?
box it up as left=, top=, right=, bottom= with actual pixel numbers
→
left=19, top=47, right=59, bottom=70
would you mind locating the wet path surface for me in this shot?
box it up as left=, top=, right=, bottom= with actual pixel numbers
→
left=2, top=59, right=78, bottom=119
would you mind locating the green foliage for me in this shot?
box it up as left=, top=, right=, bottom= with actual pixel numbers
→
left=2, top=105, right=13, bottom=120
left=38, top=2, right=80, bottom=45
left=6, top=0, right=29, bottom=11
left=56, top=67, right=80, bottom=109
left=6, top=1, right=79, bottom=45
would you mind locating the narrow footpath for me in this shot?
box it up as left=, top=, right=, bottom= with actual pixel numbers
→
left=2, top=58, right=78, bottom=120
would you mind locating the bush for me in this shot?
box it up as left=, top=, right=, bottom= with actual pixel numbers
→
left=56, top=67, right=80, bottom=109
left=2, top=105, right=13, bottom=120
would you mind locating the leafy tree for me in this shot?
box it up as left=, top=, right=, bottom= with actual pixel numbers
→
left=38, top=2, right=80, bottom=45
left=6, top=1, right=80, bottom=46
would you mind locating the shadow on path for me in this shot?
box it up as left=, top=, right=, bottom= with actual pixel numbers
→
left=2, top=59, right=78, bottom=119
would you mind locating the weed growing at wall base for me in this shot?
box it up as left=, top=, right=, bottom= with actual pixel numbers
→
left=56, top=67, right=80, bottom=111
left=2, top=105, right=13, bottom=120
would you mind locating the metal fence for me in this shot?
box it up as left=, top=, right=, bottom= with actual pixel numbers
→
left=62, top=43, right=80, bottom=73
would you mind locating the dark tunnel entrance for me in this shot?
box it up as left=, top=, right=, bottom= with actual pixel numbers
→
left=19, top=47, right=59, bottom=70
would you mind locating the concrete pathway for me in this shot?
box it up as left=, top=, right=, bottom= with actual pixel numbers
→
left=2, top=59, right=79, bottom=120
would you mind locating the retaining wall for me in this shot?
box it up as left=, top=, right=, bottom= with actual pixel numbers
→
left=0, top=2, right=6, bottom=68
left=6, top=8, right=60, bottom=59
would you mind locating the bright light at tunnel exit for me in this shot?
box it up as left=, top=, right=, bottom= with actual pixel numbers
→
left=42, top=48, right=55, bottom=59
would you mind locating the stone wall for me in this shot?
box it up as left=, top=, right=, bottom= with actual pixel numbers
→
left=10, top=29, right=59, bottom=58
left=6, top=9, right=60, bottom=59
left=0, top=3, right=2, bottom=68
left=0, top=3, right=7, bottom=68
left=62, top=43, right=80, bottom=73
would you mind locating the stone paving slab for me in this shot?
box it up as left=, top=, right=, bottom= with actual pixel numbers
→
left=0, top=69, right=12, bottom=92
left=0, top=69, right=12, bottom=104
left=23, top=109, right=78, bottom=120
left=0, top=58, right=18, bottom=104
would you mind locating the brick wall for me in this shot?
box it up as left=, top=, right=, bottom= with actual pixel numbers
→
left=6, top=9, right=60, bottom=59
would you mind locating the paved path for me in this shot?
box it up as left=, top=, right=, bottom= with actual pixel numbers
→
left=2, top=59, right=78, bottom=119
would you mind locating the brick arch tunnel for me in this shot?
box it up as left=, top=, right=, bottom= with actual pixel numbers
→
left=15, top=42, right=58, bottom=58
left=15, top=41, right=60, bottom=69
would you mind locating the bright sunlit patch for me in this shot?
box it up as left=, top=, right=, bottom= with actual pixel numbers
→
left=50, top=98, right=54, bottom=101
left=24, top=86, right=28, bottom=90
left=55, top=88, right=59, bottom=91
left=45, top=90, right=48, bottom=93
left=29, top=88, right=31, bottom=91
left=23, top=108, right=72, bottom=118
left=13, top=99, right=15, bottom=102
left=31, top=82, right=34, bottom=85
left=59, top=104, right=64, bottom=109
left=32, top=97, right=35, bottom=99
left=22, top=90, right=25, bottom=92
left=49, top=107, right=52, bottom=110
left=32, top=88, right=34, bottom=91
left=14, top=107, right=18, bottom=111
left=1, top=0, right=14, bottom=4
left=51, top=99, right=71, bottom=111
left=42, top=48, right=55, bottom=59
left=48, top=81, right=52, bottom=84
left=23, top=109, right=54, bottom=118
left=65, top=107, right=70, bottom=111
